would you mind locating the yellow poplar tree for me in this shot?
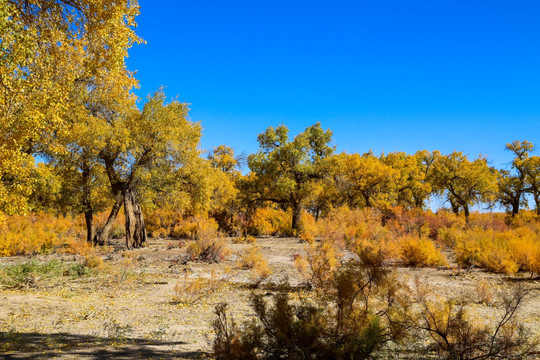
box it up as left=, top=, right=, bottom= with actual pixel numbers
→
left=0, top=0, right=141, bottom=215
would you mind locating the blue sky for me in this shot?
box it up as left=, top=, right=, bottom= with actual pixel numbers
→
left=127, top=0, right=540, bottom=171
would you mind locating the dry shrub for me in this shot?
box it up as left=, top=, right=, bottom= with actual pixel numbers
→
left=298, top=239, right=342, bottom=288
left=0, top=213, right=92, bottom=256
left=173, top=269, right=222, bottom=305
left=474, top=278, right=494, bottom=305
left=84, top=255, right=105, bottom=270
left=237, top=244, right=272, bottom=286
left=237, top=244, right=264, bottom=269
left=186, top=217, right=229, bottom=262
left=231, top=235, right=257, bottom=244
left=412, top=280, right=538, bottom=360
left=397, top=235, right=448, bottom=267
left=213, top=254, right=411, bottom=360
left=248, top=207, right=292, bottom=236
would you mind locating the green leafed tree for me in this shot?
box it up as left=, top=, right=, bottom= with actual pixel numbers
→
left=247, top=123, right=334, bottom=233
left=497, top=141, right=534, bottom=216
left=431, top=151, right=498, bottom=220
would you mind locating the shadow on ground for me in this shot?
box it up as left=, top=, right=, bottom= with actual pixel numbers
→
left=0, top=332, right=208, bottom=359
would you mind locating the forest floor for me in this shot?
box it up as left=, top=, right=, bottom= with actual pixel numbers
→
left=1, top=237, right=539, bottom=359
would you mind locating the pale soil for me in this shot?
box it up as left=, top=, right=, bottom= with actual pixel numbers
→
left=1, top=237, right=539, bottom=359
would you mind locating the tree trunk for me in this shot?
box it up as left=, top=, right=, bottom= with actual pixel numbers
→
left=511, top=197, right=520, bottom=217
left=124, top=186, right=147, bottom=248
left=93, top=190, right=123, bottom=245
left=535, top=195, right=540, bottom=216
left=450, top=200, right=460, bottom=215
left=81, top=165, right=93, bottom=243
left=291, top=201, right=302, bottom=235
left=463, top=204, right=470, bottom=222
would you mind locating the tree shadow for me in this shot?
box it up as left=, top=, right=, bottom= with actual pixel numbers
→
left=0, top=331, right=208, bottom=359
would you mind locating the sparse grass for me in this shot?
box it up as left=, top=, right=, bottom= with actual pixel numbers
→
left=0, top=259, right=93, bottom=289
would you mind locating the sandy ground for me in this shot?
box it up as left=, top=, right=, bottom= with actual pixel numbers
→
left=1, top=237, right=539, bottom=359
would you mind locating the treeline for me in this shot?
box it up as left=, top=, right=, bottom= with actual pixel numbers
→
left=1, top=1, right=540, bottom=249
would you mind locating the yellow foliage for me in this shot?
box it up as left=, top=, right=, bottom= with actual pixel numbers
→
left=84, top=255, right=105, bottom=270
left=447, top=226, right=540, bottom=274
left=302, top=240, right=342, bottom=287
left=237, top=245, right=272, bottom=285
left=396, top=235, right=448, bottom=267
left=0, top=213, right=91, bottom=256
left=249, top=207, right=292, bottom=236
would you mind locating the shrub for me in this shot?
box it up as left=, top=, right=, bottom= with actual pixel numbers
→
left=0, top=214, right=91, bottom=256
left=412, top=281, right=538, bottom=360
left=474, top=278, right=494, bottom=305
left=397, top=235, right=448, bottom=267
left=186, top=217, right=229, bottom=262
left=237, top=244, right=272, bottom=286
left=0, top=260, right=92, bottom=289
left=214, top=256, right=411, bottom=360
left=248, top=207, right=292, bottom=236
left=172, top=269, right=222, bottom=305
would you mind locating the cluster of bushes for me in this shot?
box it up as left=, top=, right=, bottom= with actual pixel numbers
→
left=213, top=250, right=539, bottom=360
left=0, top=214, right=92, bottom=256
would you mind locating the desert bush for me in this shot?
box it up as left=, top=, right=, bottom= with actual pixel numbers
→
left=231, top=235, right=257, bottom=244
left=447, top=227, right=540, bottom=274
left=172, top=269, right=222, bottom=305
left=248, top=207, right=292, bottom=236
left=412, top=280, right=538, bottom=360
left=186, top=217, right=229, bottom=262
left=474, top=278, right=494, bottom=305
left=0, top=214, right=92, bottom=256
left=297, top=239, right=342, bottom=288
left=237, top=244, right=272, bottom=286
left=237, top=244, right=265, bottom=269
left=214, top=256, right=411, bottom=360
left=397, top=235, right=448, bottom=267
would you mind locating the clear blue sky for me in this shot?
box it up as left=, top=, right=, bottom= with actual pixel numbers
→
left=127, top=0, right=540, bottom=171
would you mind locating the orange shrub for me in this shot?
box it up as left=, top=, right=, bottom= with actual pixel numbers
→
left=448, top=226, right=540, bottom=274
left=248, top=207, right=292, bottom=236
left=0, top=213, right=92, bottom=256
left=396, top=235, right=448, bottom=267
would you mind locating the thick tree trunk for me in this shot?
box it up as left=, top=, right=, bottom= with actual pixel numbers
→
left=84, top=210, right=93, bottom=244
left=463, top=205, right=470, bottom=222
left=81, top=165, right=93, bottom=243
left=124, top=186, right=147, bottom=248
left=291, top=201, right=302, bottom=235
left=450, top=200, right=460, bottom=215
left=93, top=191, right=123, bottom=245
left=511, top=198, right=520, bottom=217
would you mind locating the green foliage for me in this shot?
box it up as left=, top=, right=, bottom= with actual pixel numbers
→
left=246, top=122, right=334, bottom=231
left=431, top=151, right=498, bottom=218
left=213, top=256, right=411, bottom=360
left=0, top=260, right=92, bottom=289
